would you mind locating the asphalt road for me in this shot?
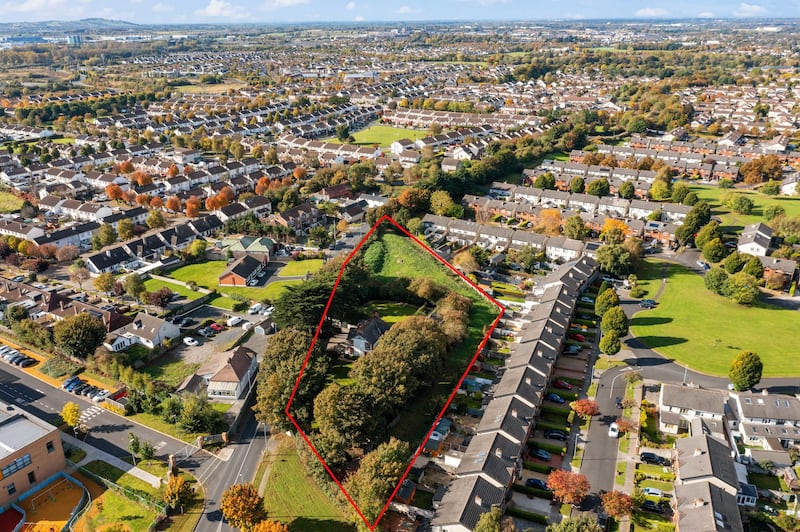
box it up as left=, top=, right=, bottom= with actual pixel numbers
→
left=0, top=360, right=267, bottom=532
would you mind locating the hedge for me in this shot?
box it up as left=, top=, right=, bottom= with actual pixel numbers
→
left=573, top=318, right=597, bottom=327
left=535, top=421, right=571, bottom=433
left=550, top=389, right=579, bottom=401
left=511, top=483, right=554, bottom=499
left=523, top=461, right=553, bottom=474
left=541, top=404, right=571, bottom=417
left=506, top=507, right=549, bottom=524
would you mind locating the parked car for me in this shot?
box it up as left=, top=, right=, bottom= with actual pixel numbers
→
left=639, top=301, right=655, bottom=309
left=641, top=299, right=656, bottom=306
left=640, top=452, right=668, bottom=466
left=563, top=345, right=582, bottom=356
left=226, top=316, right=243, bottom=327
left=544, top=430, right=568, bottom=441
left=198, top=327, right=214, bottom=337
left=62, top=376, right=80, bottom=389
left=525, top=478, right=549, bottom=490
left=579, top=296, right=594, bottom=304
left=553, top=379, right=573, bottom=390
left=247, top=279, right=258, bottom=286
left=608, top=422, right=620, bottom=438
left=615, top=396, right=623, bottom=409
left=19, top=358, right=35, bottom=368
left=12, top=276, right=24, bottom=282
left=65, top=380, right=85, bottom=392
left=248, top=304, right=263, bottom=315
left=641, top=500, right=665, bottom=514
left=532, top=449, right=551, bottom=461
left=568, top=333, right=586, bottom=342
left=546, top=393, right=566, bottom=404
left=183, top=337, right=199, bottom=347
left=209, top=323, right=225, bottom=332
left=92, top=390, right=110, bottom=403
left=601, top=275, right=617, bottom=283
left=642, top=487, right=663, bottom=498
left=72, top=383, right=89, bottom=394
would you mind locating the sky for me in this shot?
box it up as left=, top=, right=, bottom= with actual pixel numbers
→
left=2, top=0, right=800, bottom=25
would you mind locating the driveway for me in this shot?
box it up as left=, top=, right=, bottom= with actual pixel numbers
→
left=512, top=492, right=552, bottom=514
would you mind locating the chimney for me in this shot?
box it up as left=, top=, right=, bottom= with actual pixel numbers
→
left=474, top=495, right=483, bottom=507
left=546, top=325, right=553, bottom=333
left=536, top=349, right=543, bottom=357
left=59, top=301, right=64, bottom=311
left=511, top=409, right=518, bottom=418
left=694, top=448, right=704, bottom=456
left=525, top=376, right=531, bottom=385
left=105, top=249, right=111, bottom=257
left=494, top=448, right=503, bottom=459
left=762, top=389, right=769, bottom=396
left=693, top=498, right=705, bottom=508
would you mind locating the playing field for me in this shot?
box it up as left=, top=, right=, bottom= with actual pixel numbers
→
left=324, top=124, right=427, bottom=147
left=630, top=259, right=800, bottom=377
left=690, top=184, right=800, bottom=232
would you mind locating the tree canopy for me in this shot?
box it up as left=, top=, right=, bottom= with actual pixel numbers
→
left=729, top=351, right=763, bottom=391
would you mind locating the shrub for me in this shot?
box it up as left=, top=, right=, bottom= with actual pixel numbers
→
left=505, top=507, right=548, bottom=524
left=40, top=356, right=82, bottom=378
left=512, top=483, right=554, bottom=499
left=523, top=461, right=553, bottom=474
left=629, top=286, right=647, bottom=299
left=535, top=421, right=571, bottom=433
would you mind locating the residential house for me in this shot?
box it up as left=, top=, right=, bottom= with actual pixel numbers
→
left=104, top=313, right=180, bottom=352
left=86, top=247, right=140, bottom=274
left=207, top=346, right=259, bottom=400
left=218, top=255, right=266, bottom=287
left=659, top=384, right=728, bottom=434
left=216, top=202, right=249, bottom=223
left=431, top=475, right=506, bottom=532
left=731, top=391, right=800, bottom=448
left=271, top=203, right=322, bottom=236
left=347, top=316, right=390, bottom=357
left=737, top=223, right=772, bottom=257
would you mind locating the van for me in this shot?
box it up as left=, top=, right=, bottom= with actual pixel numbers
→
left=242, top=321, right=254, bottom=331
left=226, top=316, right=242, bottom=327
left=248, top=303, right=262, bottom=315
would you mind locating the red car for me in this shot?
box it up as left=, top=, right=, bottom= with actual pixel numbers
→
left=209, top=323, right=225, bottom=332
left=553, top=379, right=573, bottom=390
left=569, top=333, right=586, bottom=342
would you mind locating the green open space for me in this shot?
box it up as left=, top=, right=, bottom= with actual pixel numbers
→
left=324, top=123, right=428, bottom=147
left=51, top=136, right=75, bottom=144
left=262, top=438, right=354, bottom=532
left=630, top=259, right=799, bottom=377
left=144, top=278, right=203, bottom=301
left=0, top=192, right=24, bottom=213
left=80, top=488, right=158, bottom=532
left=141, top=354, right=201, bottom=388
left=168, top=261, right=228, bottom=288
left=328, top=360, right=356, bottom=387
left=690, top=184, right=800, bottom=232
left=167, top=260, right=303, bottom=302
left=749, top=472, right=789, bottom=491
left=369, top=301, right=423, bottom=324
left=83, top=460, right=155, bottom=494
left=175, top=81, right=246, bottom=94
left=278, top=259, right=324, bottom=277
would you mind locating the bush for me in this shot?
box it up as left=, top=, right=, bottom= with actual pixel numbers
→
left=629, top=286, right=647, bottom=299
left=505, top=507, right=548, bottom=524
left=511, top=483, right=554, bottom=499
left=523, top=461, right=554, bottom=474
left=40, top=356, right=82, bottom=378
left=535, top=421, right=571, bottom=434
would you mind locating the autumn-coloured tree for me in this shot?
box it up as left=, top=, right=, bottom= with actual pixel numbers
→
left=293, top=167, right=307, bottom=180
left=216, top=192, right=231, bottom=208
left=119, top=160, right=134, bottom=173
left=547, top=470, right=590, bottom=506
left=123, top=189, right=137, bottom=204
left=219, top=186, right=235, bottom=203
left=535, top=208, right=562, bottom=236
left=205, top=196, right=220, bottom=211
left=452, top=250, right=479, bottom=274
left=163, top=475, right=195, bottom=511
left=600, top=490, right=635, bottom=519
left=131, top=171, right=152, bottom=186
left=185, top=196, right=201, bottom=218
left=601, top=218, right=629, bottom=244
left=615, top=417, right=637, bottom=434
left=397, top=188, right=430, bottom=212
left=61, top=402, right=80, bottom=435
left=105, top=183, right=124, bottom=201
left=220, top=483, right=267, bottom=531
left=38, top=243, right=57, bottom=259
left=255, top=176, right=270, bottom=196
left=55, top=245, right=79, bottom=263
left=166, top=195, right=181, bottom=212
left=183, top=164, right=194, bottom=176
left=252, top=521, right=289, bottom=532
left=167, top=164, right=179, bottom=178
left=136, top=193, right=151, bottom=207
left=150, top=196, right=164, bottom=209
left=569, top=398, right=600, bottom=419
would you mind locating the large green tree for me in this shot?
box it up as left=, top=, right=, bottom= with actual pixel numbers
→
left=600, top=306, right=629, bottom=337
left=729, top=351, right=763, bottom=391
left=563, top=214, right=588, bottom=241
left=344, top=438, right=409, bottom=523
left=596, top=244, right=634, bottom=277
left=695, top=221, right=722, bottom=249
left=704, top=267, right=729, bottom=295
left=599, top=331, right=621, bottom=356
left=254, top=327, right=329, bottom=432
left=313, top=384, right=378, bottom=465
left=724, top=272, right=761, bottom=305
left=53, top=312, right=106, bottom=358
left=594, top=288, right=620, bottom=317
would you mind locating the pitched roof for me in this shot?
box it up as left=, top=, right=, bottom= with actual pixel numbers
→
left=210, top=347, right=255, bottom=383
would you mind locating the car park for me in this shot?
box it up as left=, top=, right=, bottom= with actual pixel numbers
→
left=209, top=323, right=225, bottom=332
left=183, top=337, right=199, bottom=347
left=544, top=430, right=568, bottom=441
left=608, top=422, right=620, bottom=438
left=19, top=358, right=35, bottom=368
left=640, top=452, right=668, bottom=466
left=525, top=478, right=549, bottom=490
left=198, top=327, right=214, bottom=337
left=532, top=449, right=551, bottom=461
left=553, top=379, right=573, bottom=390
left=641, top=500, right=665, bottom=514
left=546, top=392, right=565, bottom=404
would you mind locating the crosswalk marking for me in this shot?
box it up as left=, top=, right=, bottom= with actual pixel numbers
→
left=79, top=406, right=103, bottom=422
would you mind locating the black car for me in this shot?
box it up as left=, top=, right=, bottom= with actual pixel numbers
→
left=615, top=396, right=623, bottom=409
left=544, top=430, right=568, bottom=441
left=641, top=501, right=665, bottom=514
left=525, top=478, right=548, bottom=490
left=598, top=512, right=610, bottom=532
left=640, top=452, right=668, bottom=466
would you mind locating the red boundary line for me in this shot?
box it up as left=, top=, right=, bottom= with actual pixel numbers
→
left=284, top=215, right=505, bottom=530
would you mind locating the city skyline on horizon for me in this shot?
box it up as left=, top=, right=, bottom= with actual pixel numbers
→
left=1, top=0, right=799, bottom=25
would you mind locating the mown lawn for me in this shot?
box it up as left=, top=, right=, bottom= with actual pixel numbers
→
left=144, top=278, right=203, bottom=301
left=262, top=438, right=354, bottom=532
left=278, top=259, right=324, bottom=277
left=78, top=488, right=157, bottom=532
left=168, top=261, right=228, bottom=289
left=630, top=259, right=800, bottom=376
left=0, top=191, right=24, bottom=213
left=369, top=301, right=423, bottom=324
left=690, top=184, right=800, bottom=232
left=168, top=261, right=302, bottom=302
left=324, top=124, right=427, bottom=147
left=222, top=280, right=303, bottom=302
left=141, top=354, right=200, bottom=388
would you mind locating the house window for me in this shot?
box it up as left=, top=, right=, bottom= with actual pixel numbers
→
left=27, top=472, right=35, bottom=484
left=46, top=441, right=54, bottom=453
left=6, top=483, right=15, bottom=495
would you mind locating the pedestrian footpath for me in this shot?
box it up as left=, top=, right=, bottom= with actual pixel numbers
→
left=61, top=432, right=162, bottom=488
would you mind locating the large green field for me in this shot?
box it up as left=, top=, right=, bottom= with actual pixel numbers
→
left=690, top=184, right=800, bottom=232
left=0, top=192, right=24, bottom=213
left=262, top=438, right=353, bottom=532
left=324, top=124, right=427, bottom=147
left=143, top=278, right=203, bottom=301
left=167, top=261, right=302, bottom=303
left=278, top=259, right=324, bottom=277
left=630, top=259, right=799, bottom=377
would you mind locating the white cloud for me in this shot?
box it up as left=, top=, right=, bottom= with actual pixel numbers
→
left=345, top=1, right=355, bottom=9
left=3, top=0, right=66, bottom=13
left=698, top=11, right=714, bottom=17
left=396, top=5, right=419, bottom=14
left=635, top=7, right=668, bottom=17
left=733, top=2, right=766, bottom=16
left=152, top=2, right=172, bottom=12
left=264, top=0, right=310, bottom=8
left=194, top=0, right=250, bottom=18
left=354, top=14, right=364, bottom=20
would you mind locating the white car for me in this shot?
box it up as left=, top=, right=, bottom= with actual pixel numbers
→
left=248, top=303, right=263, bottom=315
left=183, top=337, right=199, bottom=347
left=608, top=422, right=620, bottom=438
left=248, top=279, right=258, bottom=286
left=642, top=487, right=663, bottom=498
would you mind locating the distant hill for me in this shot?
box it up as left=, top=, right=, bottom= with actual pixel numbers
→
left=0, top=18, right=141, bottom=35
